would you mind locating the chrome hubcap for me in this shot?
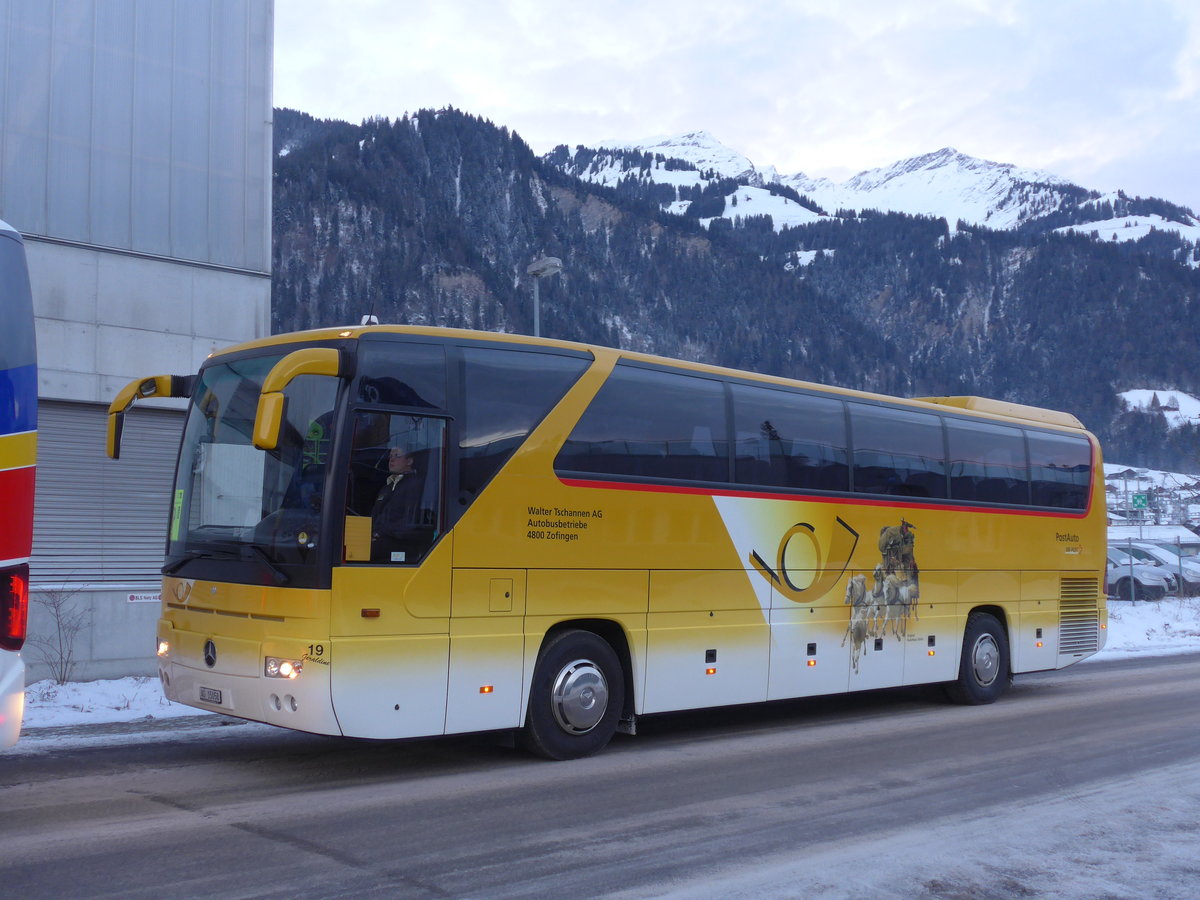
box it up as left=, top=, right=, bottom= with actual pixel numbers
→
left=971, top=634, right=1000, bottom=686
left=550, top=658, right=609, bottom=734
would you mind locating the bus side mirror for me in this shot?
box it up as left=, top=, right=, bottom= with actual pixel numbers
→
left=253, top=391, right=288, bottom=451
left=252, top=348, right=343, bottom=451
left=106, top=374, right=195, bottom=459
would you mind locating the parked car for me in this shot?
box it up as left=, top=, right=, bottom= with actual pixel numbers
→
left=1153, top=540, right=1200, bottom=565
left=1105, top=547, right=1171, bottom=601
left=1151, top=539, right=1200, bottom=559
left=1113, top=540, right=1200, bottom=595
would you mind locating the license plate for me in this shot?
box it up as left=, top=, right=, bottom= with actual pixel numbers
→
left=199, top=686, right=223, bottom=704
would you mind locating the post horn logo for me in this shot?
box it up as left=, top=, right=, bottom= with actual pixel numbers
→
left=750, top=516, right=860, bottom=603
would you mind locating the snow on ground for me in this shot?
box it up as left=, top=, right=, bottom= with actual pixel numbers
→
left=1117, top=388, right=1200, bottom=430
left=696, top=185, right=825, bottom=230
left=1101, top=594, right=1200, bottom=655
left=787, top=249, right=836, bottom=269
left=1056, top=213, right=1200, bottom=248
left=21, top=674, right=212, bottom=729
left=13, top=597, right=1200, bottom=737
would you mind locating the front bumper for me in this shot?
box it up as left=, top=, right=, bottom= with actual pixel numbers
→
left=157, top=624, right=341, bottom=736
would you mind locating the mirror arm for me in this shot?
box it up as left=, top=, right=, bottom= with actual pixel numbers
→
left=106, top=374, right=196, bottom=459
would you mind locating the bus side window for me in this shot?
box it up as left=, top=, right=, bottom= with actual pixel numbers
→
left=731, top=384, right=848, bottom=492
left=850, top=404, right=947, bottom=499
left=554, top=364, right=728, bottom=484
left=459, top=347, right=590, bottom=497
left=1028, top=431, right=1091, bottom=509
left=947, top=419, right=1029, bottom=505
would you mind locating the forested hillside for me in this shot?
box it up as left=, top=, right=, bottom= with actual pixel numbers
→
left=271, top=107, right=1200, bottom=470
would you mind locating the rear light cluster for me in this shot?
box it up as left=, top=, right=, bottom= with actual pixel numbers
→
left=1, top=564, right=29, bottom=652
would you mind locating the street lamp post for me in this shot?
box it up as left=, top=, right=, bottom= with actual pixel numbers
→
left=526, top=256, right=562, bottom=337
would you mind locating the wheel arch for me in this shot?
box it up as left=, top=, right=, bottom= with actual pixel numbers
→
left=534, top=618, right=636, bottom=722
left=964, top=604, right=1010, bottom=638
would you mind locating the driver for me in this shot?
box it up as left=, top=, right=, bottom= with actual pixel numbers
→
left=370, top=447, right=426, bottom=562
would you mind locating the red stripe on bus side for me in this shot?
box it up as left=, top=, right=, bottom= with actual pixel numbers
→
left=0, top=466, right=35, bottom=562
left=556, top=475, right=1093, bottom=519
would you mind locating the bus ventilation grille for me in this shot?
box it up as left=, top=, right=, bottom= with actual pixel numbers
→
left=1060, top=576, right=1099, bottom=601
left=1059, top=577, right=1100, bottom=655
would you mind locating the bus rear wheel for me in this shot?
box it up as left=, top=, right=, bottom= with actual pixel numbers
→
left=945, top=612, right=1010, bottom=705
left=521, top=629, right=624, bottom=760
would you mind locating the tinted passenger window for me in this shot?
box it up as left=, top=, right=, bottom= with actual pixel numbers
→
left=732, top=385, right=848, bottom=491
left=355, top=339, right=446, bottom=409
left=1028, top=431, right=1091, bottom=509
left=460, top=347, right=589, bottom=495
left=555, top=366, right=729, bottom=483
left=851, top=405, right=946, bottom=498
left=947, top=419, right=1029, bottom=504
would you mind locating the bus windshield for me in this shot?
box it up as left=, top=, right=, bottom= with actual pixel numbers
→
left=167, top=352, right=339, bottom=583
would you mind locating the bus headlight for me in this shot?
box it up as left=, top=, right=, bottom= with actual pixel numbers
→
left=156, top=639, right=170, bottom=657
left=265, top=657, right=303, bottom=679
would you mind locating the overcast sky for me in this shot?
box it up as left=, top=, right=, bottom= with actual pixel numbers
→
left=275, top=0, right=1200, bottom=212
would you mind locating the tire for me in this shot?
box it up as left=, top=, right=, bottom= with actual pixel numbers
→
left=945, top=612, right=1010, bottom=705
left=520, top=629, right=624, bottom=760
left=1113, top=578, right=1137, bottom=602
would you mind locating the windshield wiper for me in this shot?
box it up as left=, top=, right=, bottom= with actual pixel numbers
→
left=162, top=546, right=289, bottom=585
left=162, top=550, right=217, bottom=576
left=245, top=544, right=290, bottom=586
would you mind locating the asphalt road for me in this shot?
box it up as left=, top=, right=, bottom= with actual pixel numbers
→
left=2, top=653, right=1198, bottom=899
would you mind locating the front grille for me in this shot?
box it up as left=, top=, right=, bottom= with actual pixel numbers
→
left=1059, top=577, right=1100, bottom=655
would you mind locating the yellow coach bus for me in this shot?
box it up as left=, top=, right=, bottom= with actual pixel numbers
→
left=108, top=326, right=1106, bottom=759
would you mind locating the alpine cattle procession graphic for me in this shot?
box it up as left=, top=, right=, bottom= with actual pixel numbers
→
left=843, top=520, right=921, bottom=671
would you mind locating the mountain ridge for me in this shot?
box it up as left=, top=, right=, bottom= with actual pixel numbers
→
left=552, top=132, right=1200, bottom=245
left=270, top=107, right=1200, bottom=471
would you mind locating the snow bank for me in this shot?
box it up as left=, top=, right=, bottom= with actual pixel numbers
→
left=1096, top=596, right=1200, bottom=658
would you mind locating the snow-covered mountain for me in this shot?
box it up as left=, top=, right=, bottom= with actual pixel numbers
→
left=781, top=147, right=1071, bottom=230
left=548, top=133, right=1200, bottom=247
left=598, top=131, right=768, bottom=184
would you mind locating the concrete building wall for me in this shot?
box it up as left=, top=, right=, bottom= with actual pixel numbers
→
left=0, top=0, right=273, bottom=273
left=0, top=0, right=275, bottom=684
left=28, top=241, right=270, bottom=405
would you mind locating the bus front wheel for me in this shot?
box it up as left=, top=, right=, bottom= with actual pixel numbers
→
left=521, top=629, right=624, bottom=760
left=945, top=612, right=1010, bottom=705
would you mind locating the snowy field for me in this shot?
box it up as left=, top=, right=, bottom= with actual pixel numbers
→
left=15, top=596, right=1200, bottom=735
